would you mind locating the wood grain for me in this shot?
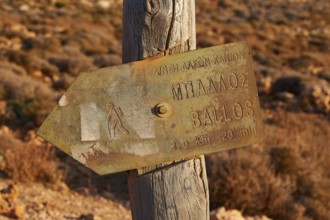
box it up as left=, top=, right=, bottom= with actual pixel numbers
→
left=122, top=0, right=209, bottom=219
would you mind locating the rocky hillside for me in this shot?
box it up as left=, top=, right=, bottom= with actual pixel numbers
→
left=1, top=0, right=330, bottom=219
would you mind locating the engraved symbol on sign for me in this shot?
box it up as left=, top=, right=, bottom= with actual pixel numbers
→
left=105, top=103, right=129, bottom=139
left=80, top=143, right=97, bottom=161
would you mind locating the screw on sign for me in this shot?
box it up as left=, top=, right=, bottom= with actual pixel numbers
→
left=38, top=42, right=264, bottom=174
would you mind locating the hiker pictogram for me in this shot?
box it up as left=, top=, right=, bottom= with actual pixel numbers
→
left=105, top=103, right=129, bottom=139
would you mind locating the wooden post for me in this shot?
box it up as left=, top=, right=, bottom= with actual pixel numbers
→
left=122, top=1, right=209, bottom=219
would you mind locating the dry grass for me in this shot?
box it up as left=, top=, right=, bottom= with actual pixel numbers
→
left=0, top=1, right=330, bottom=219
left=0, top=131, right=62, bottom=184
left=0, top=62, right=56, bottom=127
left=207, top=110, right=330, bottom=220
left=207, top=148, right=299, bottom=219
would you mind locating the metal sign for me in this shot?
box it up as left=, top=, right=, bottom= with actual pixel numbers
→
left=38, top=42, right=264, bottom=174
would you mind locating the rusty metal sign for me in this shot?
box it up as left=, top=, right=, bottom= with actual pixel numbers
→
left=38, top=42, right=264, bottom=174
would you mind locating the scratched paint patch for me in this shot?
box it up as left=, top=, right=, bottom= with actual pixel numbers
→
left=80, top=102, right=102, bottom=141
left=122, top=141, right=159, bottom=156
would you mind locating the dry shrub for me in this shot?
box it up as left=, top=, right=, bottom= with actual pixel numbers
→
left=0, top=132, right=62, bottom=183
left=48, top=54, right=95, bottom=76
left=5, top=50, right=60, bottom=77
left=268, top=111, right=330, bottom=220
left=0, top=63, right=57, bottom=126
left=207, top=148, right=300, bottom=220
left=0, top=62, right=57, bottom=101
left=10, top=98, right=54, bottom=126
left=207, top=110, right=330, bottom=220
left=270, top=146, right=301, bottom=175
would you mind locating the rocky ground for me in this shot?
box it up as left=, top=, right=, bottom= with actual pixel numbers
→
left=0, top=181, right=131, bottom=220
left=0, top=0, right=330, bottom=219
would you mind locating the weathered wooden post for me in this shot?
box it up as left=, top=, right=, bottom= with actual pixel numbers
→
left=38, top=2, right=264, bottom=220
left=122, top=1, right=209, bottom=219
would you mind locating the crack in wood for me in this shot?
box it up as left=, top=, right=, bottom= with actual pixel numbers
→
left=165, top=0, right=176, bottom=50
left=124, top=1, right=209, bottom=219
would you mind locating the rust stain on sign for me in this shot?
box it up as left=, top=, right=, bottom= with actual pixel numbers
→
left=37, top=42, right=264, bottom=175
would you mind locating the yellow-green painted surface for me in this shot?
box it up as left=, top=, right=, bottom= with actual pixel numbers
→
left=38, top=42, right=264, bottom=174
